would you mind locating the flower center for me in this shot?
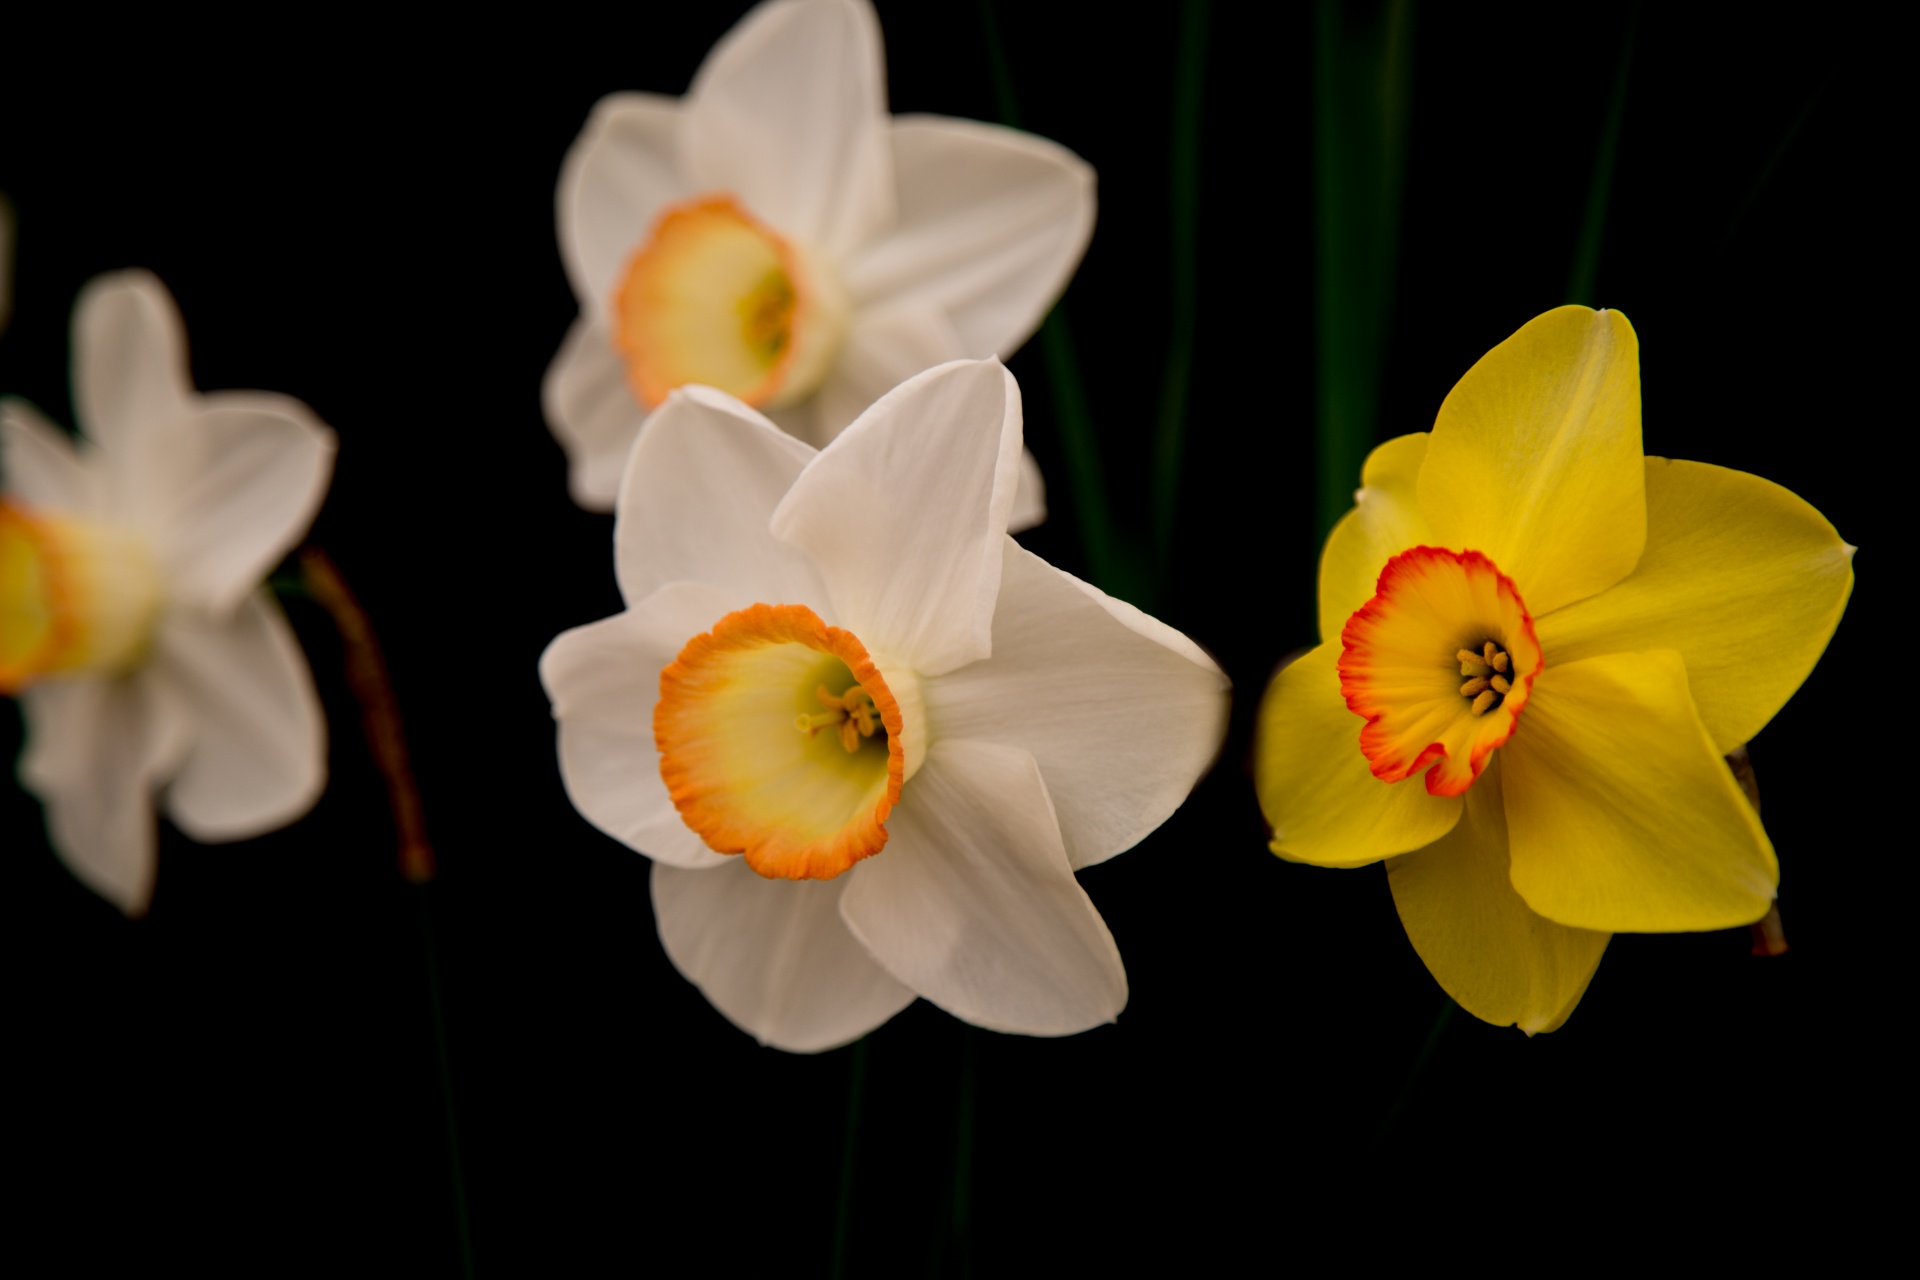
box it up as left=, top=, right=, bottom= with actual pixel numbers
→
left=794, top=681, right=886, bottom=755
left=0, top=499, right=162, bottom=694
left=1457, top=640, right=1514, bottom=716
left=654, top=603, right=923, bottom=881
left=614, top=194, right=847, bottom=412
left=1337, top=546, right=1542, bottom=797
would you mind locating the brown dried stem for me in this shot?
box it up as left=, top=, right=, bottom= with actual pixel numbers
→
left=1727, top=745, right=1787, bottom=957
left=298, top=546, right=436, bottom=884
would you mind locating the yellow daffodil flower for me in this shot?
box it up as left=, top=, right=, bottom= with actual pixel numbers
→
left=540, top=360, right=1228, bottom=1051
left=1, top=272, right=335, bottom=913
left=1254, top=306, right=1854, bottom=1033
left=544, top=0, right=1092, bottom=532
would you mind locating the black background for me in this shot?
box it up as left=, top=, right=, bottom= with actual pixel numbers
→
left=1, top=3, right=1896, bottom=1270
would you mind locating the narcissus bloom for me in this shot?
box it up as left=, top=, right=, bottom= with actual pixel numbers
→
left=1255, top=306, right=1853, bottom=1033
left=540, top=360, right=1227, bottom=1051
left=1, top=272, right=335, bottom=914
left=545, top=0, right=1091, bottom=531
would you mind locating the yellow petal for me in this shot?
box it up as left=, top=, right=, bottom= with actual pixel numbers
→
left=1501, top=649, right=1777, bottom=931
left=1388, top=759, right=1610, bottom=1035
left=1536, top=458, right=1854, bottom=754
left=1317, top=432, right=1432, bottom=642
left=1418, top=306, right=1644, bottom=616
left=1254, top=643, right=1460, bottom=868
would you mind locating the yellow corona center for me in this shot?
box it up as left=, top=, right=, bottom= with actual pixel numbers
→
left=654, top=603, right=923, bottom=882
left=0, top=498, right=162, bottom=693
left=1337, top=546, right=1543, bottom=797
left=614, top=195, right=846, bottom=412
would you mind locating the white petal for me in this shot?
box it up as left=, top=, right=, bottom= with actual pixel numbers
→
left=70, top=270, right=193, bottom=468
left=156, top=590, right=325, bottom=842
left=772, top=360, right=1020, bottom=674
left=17, top=672, right=192, bottom=915
left=653, top=858, right=916, bottom=1052
left=843, top=116, right=1094, bottom=356
left=809, top=303, right=968, bottom=445
left=925, top=540, right=1226, bottom=869
left=839, top=738, right=1127, bottom=1035
left=539, top=583, right=745, bottom=869
left=1009, top=448, right=1046, bottom=534
left=614, top=385, right=827, bottom=611
left=683, top=0, right=894, bottom=257
left=1, top=398, right=98, bottom=512
left=543, top=317, right=646, bottom=512
left=148, top=392, right=336, bottom=617
left=558, top=91, right=688, bottom=313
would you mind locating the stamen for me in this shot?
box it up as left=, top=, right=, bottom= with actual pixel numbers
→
left=795, top=683, right=883, bottom=753
left=1490, top=674, right=1511, bottom=694
left=1482, top=641, right=1499, bottom=667
left=1490, top=651, right=1510, bottom=674
left=1471, top=689, right=1497, bottom=716
left=1460, top=677, right=1490, bottom=697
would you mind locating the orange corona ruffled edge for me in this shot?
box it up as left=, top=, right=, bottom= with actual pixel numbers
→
left=613, top=194, right=808, bottom=410
left=1337, top=546, right=1542, bottom=798
left=0, top=500, right=79, bottom=694
left=654, top=603, right=905, bottom=881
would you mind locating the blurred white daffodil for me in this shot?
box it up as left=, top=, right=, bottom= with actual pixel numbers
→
left=545, top=0, right=1093, bottom=531
left=540, top=360, right=1227, bottom=1051
left=1, top=271, right=335, bottom=914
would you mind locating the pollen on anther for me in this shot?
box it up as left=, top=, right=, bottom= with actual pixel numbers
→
left=1490, top=674, right=1511, bottom=694
left=1471, top=689, right=1497, bottom=716
left=1461, top=676, right=1490, bottom=697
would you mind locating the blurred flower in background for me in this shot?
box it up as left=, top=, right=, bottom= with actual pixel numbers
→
left=541, top=359, right=1227, bottom=1050
left=0, top=271, right=335, bottom=913
left=544, top=0, right=1091, bottom=530
left=1255, top=305, right=1854, bottom=1033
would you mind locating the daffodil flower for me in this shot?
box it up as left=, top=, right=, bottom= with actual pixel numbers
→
left=1, top=271, right=335, bottom=914
left=540, top=359, right=1227, bottom=1051
left=1255, top=306, right=1853, bottom=1033
left=544, top=0, right=1092, bottom=532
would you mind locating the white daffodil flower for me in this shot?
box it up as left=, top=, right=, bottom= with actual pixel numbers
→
left=540, top=359, right=1228, bottom=1051
left=544, top=0, right=1093, bottom=532
left=1, top=271, right=335, bottom=914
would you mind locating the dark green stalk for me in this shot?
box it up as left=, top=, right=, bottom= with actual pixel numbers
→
left=1150, top=0, right=1211, bottom=575
left=1312, top=0, right=1415, bottom=544
left=1372, top=996, right=1455, bottom=1147
left=928, top=1026, right=978, bottom=1277
left=979, top=0, right=1121, bottom=594
left=830, top=1037, right=870, bottom=1279
left=418, top=883, right=475, bottom=1278
left=1564, top=3, right=1639, bottom=305
left=1716, top=80, right=1826, bottom=256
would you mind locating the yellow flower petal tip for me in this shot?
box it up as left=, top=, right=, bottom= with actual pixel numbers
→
left=615, top=195, right=845, bottom=412
left=655, top=602, right=917, bottom=882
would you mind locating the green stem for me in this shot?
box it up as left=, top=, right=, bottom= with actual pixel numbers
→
left=1312, top=0, right=1415, bottom=545
left=1564, top=4, right=1639, bottom=305
left=830, top=1037, right=870, bottom=1279
left=1373, top=996, right=1456, bottom=1147
left=1150, top=0, right=1211, bottom=576
left=1716, top=79, right=1826, bottom=256
left=979, top=0, right=1121, bottom=595
left=417, top=883, right=475, bottom=1277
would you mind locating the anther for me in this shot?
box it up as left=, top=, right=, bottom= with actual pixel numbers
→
left=1482, top=641, right=1500, bottom=667
left=1490, top=651, right=1510, bottom=674
left=1471, top=689, right=1497, bottom=716
left=1460, top=677, right=1490, bottom=697
left=1490, top=674, right=1511, bottom=694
